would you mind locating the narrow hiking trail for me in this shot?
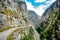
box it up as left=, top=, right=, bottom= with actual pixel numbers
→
left=0, top=25, right=30, bottom=40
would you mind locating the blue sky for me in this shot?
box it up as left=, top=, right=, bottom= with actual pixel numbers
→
left=25, top=0, right=56, bottom=16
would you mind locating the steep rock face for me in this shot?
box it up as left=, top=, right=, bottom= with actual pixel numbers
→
left=0, top=0, right=40, bottom=40
left=40, top=0, right=60, bottom=23
left=28, top=10, right=40, bottom=28
left=0, top=0, right=29, bottom=28
left=0, top=14, right=7, bottom=29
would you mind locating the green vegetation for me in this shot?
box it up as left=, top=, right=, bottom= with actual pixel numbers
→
left=23, top=27, right=34, bottom=40
left=3, top=9, right=19, bottom=18
left=0, top=27, right=11, bottom=32
left=7, top=33, right=14, bottom=40
left=37, top=10, right=60, bottom=40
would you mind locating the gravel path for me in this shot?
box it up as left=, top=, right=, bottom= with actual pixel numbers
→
left=0, top=25, right=40, bottom=40
left=0, top=26, right=30, bottom=40
left=0, top=27, right=20, bottom=40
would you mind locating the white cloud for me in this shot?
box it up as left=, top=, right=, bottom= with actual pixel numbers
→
left=51, top=0, right=56, bottom=3
left=46, top=0, right=56, bottom=5
left=26, top=2, right=34, bottom=10
left=34, top=0, right=46, bottom=2
left=25, top=0, right=56, bottom=16
left=34, top=0, right=56, bottom=3
left=34, top=5, right=46, bottom=16
left=26, top=2, right=45, bottom=16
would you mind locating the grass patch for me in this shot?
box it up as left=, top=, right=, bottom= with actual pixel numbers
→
left=23, top=27, right=34, bottom=40
left=0, top=27, right=12, bottom=32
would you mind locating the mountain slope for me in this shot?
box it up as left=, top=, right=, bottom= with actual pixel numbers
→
left=37, top=0, right=60, bottom=40
left=0, top=0, right=40, bottom=40
left=28, top=10, right=40, bottom=28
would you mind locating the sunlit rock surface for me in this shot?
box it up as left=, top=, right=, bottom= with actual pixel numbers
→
left=0, top=0, right=28, bottom=27
left=0, top=0, right=40, bottom=40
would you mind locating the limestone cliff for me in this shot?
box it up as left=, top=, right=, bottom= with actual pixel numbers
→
left=28, top=10, right=40, bottom=29
left=0, top=0, right=40, bottom=40
left=0, top=0, right=29, bottom=28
